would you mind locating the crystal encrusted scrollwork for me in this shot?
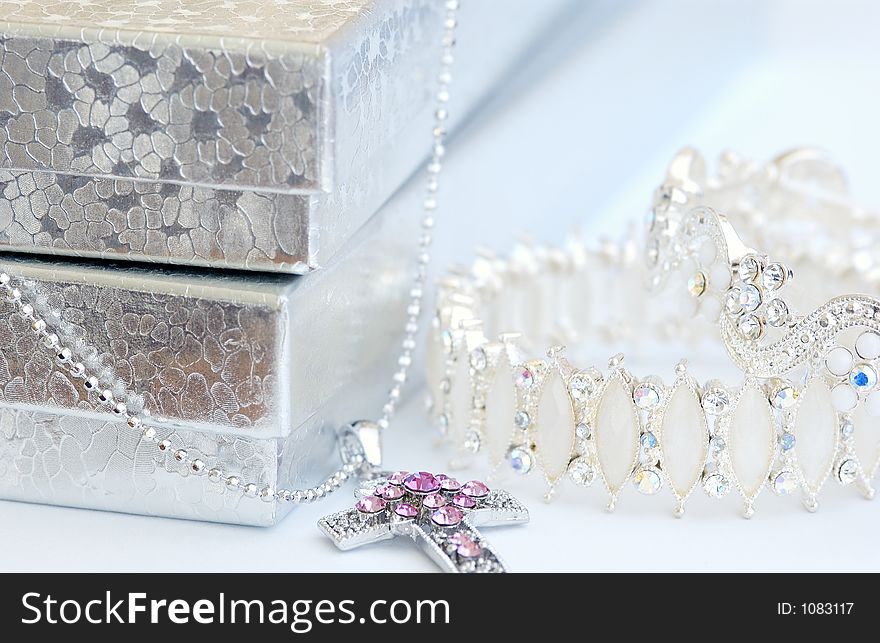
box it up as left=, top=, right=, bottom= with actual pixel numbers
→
left=429, top=148, right=880, bottom=517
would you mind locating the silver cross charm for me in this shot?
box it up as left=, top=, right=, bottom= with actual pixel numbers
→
left=319, top=470, right=529, bottom=573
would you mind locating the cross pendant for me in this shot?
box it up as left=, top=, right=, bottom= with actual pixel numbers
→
left=318, top=470, right=529, bottom=573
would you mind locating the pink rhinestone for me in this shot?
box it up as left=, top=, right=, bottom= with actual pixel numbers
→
left=431, top=506, right=465, bottom=526
left=394, top=503, right=418, bottom=518
left=388, top=471, right=409, bottom=485
left=453, top=493, right=476, bottom=509
left=373, top=484, right=389, bottom=496
left=461, top=480, right=490, bottom=498
left=404, top=471, right=441, bottom=494
left=355, top=496, right=387, bottom=514
left=380, top=485, right=405, bottom=500
left=423, top=493, right=447, bottom=508
left=515, top=367, right=533, bottom=388
left=440, top=477, right=461, bottom=491
left=449, top=532, right=482, bottom=558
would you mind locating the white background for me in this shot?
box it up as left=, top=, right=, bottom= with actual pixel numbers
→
left=2, top=0, right=880, bottom=572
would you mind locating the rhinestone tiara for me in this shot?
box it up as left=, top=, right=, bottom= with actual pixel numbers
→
left=427, top=148, right=880, bottom=517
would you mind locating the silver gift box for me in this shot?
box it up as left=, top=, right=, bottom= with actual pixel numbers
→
left=0, top=164, right=427, bottom=525
left=0, top=0, right=579, bottom=271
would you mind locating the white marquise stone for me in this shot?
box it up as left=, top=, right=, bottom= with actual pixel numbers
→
left=793, top=378, right=838, bottom=493
left=728, top=383, right=775, bottom=499
left=484, top=353, right=517, bottom=468
left=448, top=350, right=473, bottom=448
left=660, top=383, right=709, bottom=500
left=853, top=404, right=880, bottom=480
left=535, top=368, right=576, bottom=483
left=595, top=376, right=640, bottom=494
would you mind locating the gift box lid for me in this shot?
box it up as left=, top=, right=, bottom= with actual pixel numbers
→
left=0, top=0, right=582, bottom=272
left=0, top=0, right=435, bottom=194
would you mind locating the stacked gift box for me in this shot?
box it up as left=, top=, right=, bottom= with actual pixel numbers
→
left=0, top=0, right=579, bottom=525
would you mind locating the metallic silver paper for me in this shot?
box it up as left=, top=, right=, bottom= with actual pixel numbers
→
left=0, top=167, right=426, bottom=525
left=0, top=0, right=580, bottom=271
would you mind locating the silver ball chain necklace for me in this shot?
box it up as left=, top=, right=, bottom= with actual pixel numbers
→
left=0, top=0, right=528, bottom=574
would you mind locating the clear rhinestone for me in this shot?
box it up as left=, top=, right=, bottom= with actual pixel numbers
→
left=469, top=347, right=487, bottom=371
left=515, top=367, right=534, bottom=388
left=765, top=298, right=789, bottom=327
left=703, top=472, right=730, bottom=498
left=737, top=255, right=762, bottom=282
left=818, top=312, right=836, bottom=329
left=633, top=468, right=662, bottom=495
left=514, top=411, right=531, bottom=429
left=737, top=284, right=761, bottom=312
left=738, top=314, right=763, bottom=340
left=633, top=383, right=661, bottom=409
left=639, top=432, right=660, bottom=466
left=437, top=413, right=449, bottom=435
left=507, top=446, right=533, bottom=474
left=837, top=459, right=859, bottom=484
left=840, top=420, right=855, bottom=438
left=463, top=430, right=481, bottom=453
left=762, top=262, right=787, bottom=290
left=771, top=384, right=799, bottom=410
left=567, top=457, right=596, bottom=486
left=645, top=209, right=657, bottom=232
left=709, top=436, right=726, bottom=456
left=772, top=470, right=799, bottom=495
left=725, top=286, right=744, bottom=316
left=687, top=271, right=707, bottom=297
left=568, top=374, right=593, bottom=401
left=849, top=363, right=877, bottom=392
left=702, top=388, right=730, bottom=415
left=575, top=422, right=591, bottom=440
left=780, top=432, right=796, bottom=451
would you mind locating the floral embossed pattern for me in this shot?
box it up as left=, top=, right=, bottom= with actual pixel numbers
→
left=0, top=170, right=310, bottom=270
left=0, top=29, right=322, bottom=190
left=0, top=267, right=331, bottom=525
left=0, top=277, right=281, bottom=432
